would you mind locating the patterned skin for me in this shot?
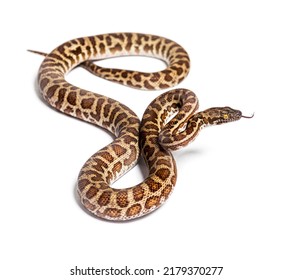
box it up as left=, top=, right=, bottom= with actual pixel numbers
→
left=32, top=33, right=251, bottom=220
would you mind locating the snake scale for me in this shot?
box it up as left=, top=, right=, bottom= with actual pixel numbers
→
left=32, top=33, right=252, bottom=221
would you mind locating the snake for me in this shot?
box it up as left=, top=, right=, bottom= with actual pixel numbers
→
left=31, top=33, right=253, bottom=221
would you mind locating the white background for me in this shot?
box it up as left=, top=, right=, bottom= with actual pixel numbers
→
left=1, top=0, right=292, bottom=279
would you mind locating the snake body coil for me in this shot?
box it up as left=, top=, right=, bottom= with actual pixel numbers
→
left=35, top=33, right=248, bottom=220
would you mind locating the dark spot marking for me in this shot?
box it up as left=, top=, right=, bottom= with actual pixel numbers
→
left=86, top=186, right=98, bottom=199
left=171, top=66, right=183, bottom=76
left=79, top=89, right=88, bottom=96
left=164, top=74, right=173, bottom=82
left=116, top=191, right=129, bottom=208
left=40, top=78, right=49, bottom=91
left=126, top=80, right=134, bottom=87
left=155, top=41, right=161, bottom=53
left=46, top=73, right=61, bottom=79
left=108, top=106, right=119, bottom=123
left=72, top=46, right=83, bottom=56
left=55, top=88, right=67, bottom=109
left=123, top=135, right=137, bottom=145
left=133, top=186, right=144, bottom=202
left=96, top=98, right=105, bottom=110
left=156, top=159, right=172, bottom=168
left=144, top=80, right=155, bottom=90
left=98, top=191, right=112, bottom=207
left=76, top=109, right=82, bottom=118
left=99, top=151, right=114, bottom=162
left=127, top=116, right=139, bottom=125
left=114, top=112, right=127, bottom=126
left=103, top=104, right=111, bottom=118
left=143, top=145, right=155, bottom=158
left=106, top=36, right=112, bottom=46
left=145, top=196, right=160, bottom=209
left=144, top=44, right=153, bottom=53
left=103, top=208, right=121, bottom=219
left=99, top=43, right=105, bottom=54
left=92, top=158, right=108, bottom=173
left=162, top=185, right=173, bottom=198
left=78, top=179, right=91, bottom=192
left=159, top=83, right=169, bottom=89
left=112, top=162, right=122, bottom=176
left=96, top=34, right=104, bottom=41
left=47, top=85, right=59, bottom=99
left=147, top=178, right=162, bottom=192
left=126, top=204, right=142, bottom=217
left=67, top=91, right=77, bottom=105
left=81, top=98, right=94, bottom=109
left=77, top=37, right=85, bottom=45
left=64, top=106, right=74, bottom=114
left=133, top=73, right=141, bottom=82
left=121, top=71, right=128, bottom=78
left=125, top=33, right=133, bottom=51
left=111, top=144, right=127, bottom=157
left=110, top=43, right=123, bottom=53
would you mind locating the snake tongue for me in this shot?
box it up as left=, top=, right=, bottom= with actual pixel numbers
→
left=241, top=112, right=254, bottom=119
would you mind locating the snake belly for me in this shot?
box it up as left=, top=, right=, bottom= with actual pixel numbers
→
left=36, top=33, right=191, bottom=220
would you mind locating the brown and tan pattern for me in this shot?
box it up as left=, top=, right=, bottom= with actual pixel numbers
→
left=33, top=33, right=252, bottom=221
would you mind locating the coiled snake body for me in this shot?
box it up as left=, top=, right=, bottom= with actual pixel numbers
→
left=33, top=33, right=251, bottom=221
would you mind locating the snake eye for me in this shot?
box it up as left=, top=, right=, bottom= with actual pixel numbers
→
left=223, top=114, right=229, bottom=120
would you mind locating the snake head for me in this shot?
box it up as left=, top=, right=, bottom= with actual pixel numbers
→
left=202, top=106, right=253, bottom=125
